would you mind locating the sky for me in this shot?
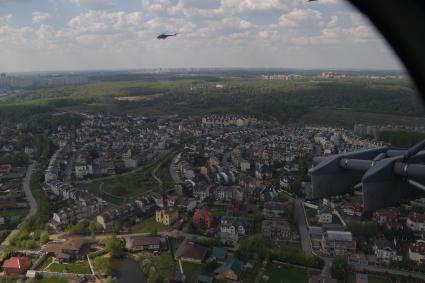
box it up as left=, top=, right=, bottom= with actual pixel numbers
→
left=0, top=0, right=403, bottom=72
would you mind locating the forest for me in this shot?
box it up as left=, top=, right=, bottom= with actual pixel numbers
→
left=0, top=76, right=423, bottom=127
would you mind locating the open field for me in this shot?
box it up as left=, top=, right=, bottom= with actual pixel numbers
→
left=131, top=217, right=171, bottom=234
left=262, top=263, right=319, bottom=283
left=80, top=150, right=176, bottom=205
left=41, top=256, right=91, bottom=274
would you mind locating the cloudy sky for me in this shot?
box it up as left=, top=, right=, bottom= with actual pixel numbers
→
left=0, top=0, right=403, bottom=72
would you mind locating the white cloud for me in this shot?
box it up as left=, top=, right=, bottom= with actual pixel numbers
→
left=279, top=8, right=322, bottom=28
left=0, top=14, right=13, bottom=25
left=32, top=12, right=50, bottom=24
left=220, top=0, right=286, bottom=13
left=70, top=0, right=115, bottom=10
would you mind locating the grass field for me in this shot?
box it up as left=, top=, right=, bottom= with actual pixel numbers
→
left=347, top=273, right=390, bottom=283
left=139, top=250, right=176, bottom=281
left=242, top=261, right=262, bottom=282
left=131, top=217, right=171, bottom=234
left=35, top=278, right=68, bottom=283
left=41, top=256, right=91, bottom=274
left=182, top=262, right=204, bottom=283
left=262, top=263, right=318, bottom=283
left=80, top=150, right=176, bottom=205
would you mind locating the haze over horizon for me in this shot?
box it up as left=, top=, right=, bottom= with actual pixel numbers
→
left=0, top=0, right=403, bottom=72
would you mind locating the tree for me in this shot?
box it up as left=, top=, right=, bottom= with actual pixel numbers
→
left=237, top=234, right=270, bottom=260
left=105, top=276, right=118, bottom=283
left=332, top=256, right=349, bottom=280
left=40, top=231, right=49, bottom=244
left=94, top=256, right=112, bottom=275
left=89, top=221, right=97, bottom=240
left=105, top=235, right=124, bottom=258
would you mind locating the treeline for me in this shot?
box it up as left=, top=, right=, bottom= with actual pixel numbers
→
left=379, top=130, right=425, bottom=147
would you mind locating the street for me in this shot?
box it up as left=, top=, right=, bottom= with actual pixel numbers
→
left=296, top=199, right=312, bottom=255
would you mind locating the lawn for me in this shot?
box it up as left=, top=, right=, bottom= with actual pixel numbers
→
left=347, top=273, right=390, bottom=283
left=80, top=151, right=176, bottom=205
left=279, top=240, right=302, bottom=252
left=35, top=278, right=68, bottom=283
left=131, top=217, right=172, bottom=234
left=139, top=250, right=176, bottom=281
left=262, top=263, right=318, bottom=283
left=40, top=256, right=54, bottom=269
left=182, top=262, right=204, bottom=283
left=242, top=261, right=262, bottom=282
left=46, top=261, right=92, bottom=274
left=211, top=206, right=227, bottom=217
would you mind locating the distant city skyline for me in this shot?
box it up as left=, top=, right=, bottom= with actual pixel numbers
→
left=0, top=0, right=403, bottom=72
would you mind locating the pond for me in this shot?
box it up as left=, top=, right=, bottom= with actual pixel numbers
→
left=111, top=258, right=147, bottom=283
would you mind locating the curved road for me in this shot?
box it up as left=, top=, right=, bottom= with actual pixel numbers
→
left=23, top=162, right=38, bottom=220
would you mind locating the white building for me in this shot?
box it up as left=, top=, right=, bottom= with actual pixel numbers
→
left=406, top=212, right=425, bottom=232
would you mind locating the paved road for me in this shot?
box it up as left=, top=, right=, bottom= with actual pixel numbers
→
left=296, top=199, right=312, bottom=255
left=169, top=152, right=182, bottom=183
left=50, top=229, right=212, bottom=242
left=351, top=263, right=425, bottom=281
left=23, top=162, right=37, bottom=220
left=1, top=162, right=37, bottom=251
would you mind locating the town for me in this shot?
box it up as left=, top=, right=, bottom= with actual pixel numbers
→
left=0, top=112, right=424, bottom=283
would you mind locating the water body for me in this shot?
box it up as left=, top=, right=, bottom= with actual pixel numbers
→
left=111, top=258, right=147, bottom=283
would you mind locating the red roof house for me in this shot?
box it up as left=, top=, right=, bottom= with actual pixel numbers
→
left=193, top=207, right=214, bottom=229
left=2, top=256, right=31, bottom=275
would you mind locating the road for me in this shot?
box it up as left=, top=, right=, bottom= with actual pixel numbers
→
left=0, top=162, right=37, bottom=251
left=49, top=229, right=212, bottom=242
left=351, top=262, right=425, bottom=281
left=296, top=199, right=312, bottom=255
left=169, top=152, right=183, bottom=183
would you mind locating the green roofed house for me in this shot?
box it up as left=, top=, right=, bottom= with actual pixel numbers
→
left=214, top=257, right=242, bottom=281
left=211, top=247, right=227, bottom=262
left=197, top=275, right=214, bottom=283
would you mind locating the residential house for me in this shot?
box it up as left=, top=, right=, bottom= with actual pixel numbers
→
left=193, top=207, right=214, bottom=229
left=408, top=240, right=425, bottom=263
left=374, top=210, right=403, bottom=230
left=263, top=201, right=287, bottom=218
left=2, top=256, right=30, bottom=275
left=124, top=236, right=162, bottom=252
left=317, top=206, right=333, bottom=224
left=211, top=247, right=227, bottom=262
left=214, top=257, right=242, bottom=281
left=373, top=237, right=403, bottom=263
left=219, top=216, right=252, bottom=244
left=42, top=237, right=88, bottom=262
left=321, top=231, right=356, bottom=256
left=406, top=212, right=425, bottom=232
left=0, top=164, right=12, bottom=175
left=174, top=239, right=209, bottom=264
left=156, top=208, right=179, bottom=226
left=341, top=202, right=362, bottom=217
left=262, top=219, right=292, bottom=241
left=255, top=163, right=272, bottom=180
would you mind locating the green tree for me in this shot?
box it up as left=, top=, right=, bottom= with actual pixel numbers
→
left=105, top=235, right=124, bottom=258
left=89, top=221, right=97, bottom=240
left=94, top=256, right=112, bottom=275
left=40, top=231, right=49, bottom=244
left=332, top=256, right=349, bottom=280
left=105, top=276, right=118, bottom=283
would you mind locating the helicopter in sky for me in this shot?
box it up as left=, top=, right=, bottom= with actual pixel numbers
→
left=157, top=33, right=177, bottom=40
